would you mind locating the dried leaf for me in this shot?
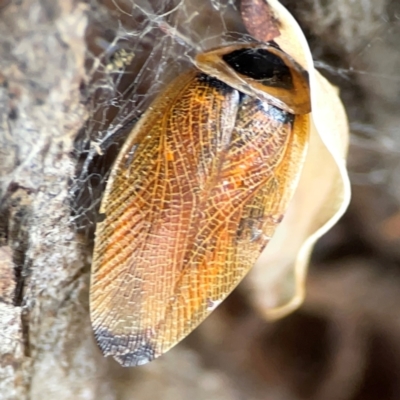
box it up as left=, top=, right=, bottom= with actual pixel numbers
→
left=245, top=0, right=351, bottom=318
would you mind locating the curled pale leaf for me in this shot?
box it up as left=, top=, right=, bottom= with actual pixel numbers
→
left=245, top=0, right=351, bottom=318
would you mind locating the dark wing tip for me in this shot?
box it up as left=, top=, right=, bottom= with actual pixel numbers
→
left=94, top=326, right=157, bottom=367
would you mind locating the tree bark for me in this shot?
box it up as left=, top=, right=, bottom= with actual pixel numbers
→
left=0, top=1, right=114, bottom=398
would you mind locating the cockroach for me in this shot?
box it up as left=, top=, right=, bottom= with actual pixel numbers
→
left=90, top=42, right=311, bottom=366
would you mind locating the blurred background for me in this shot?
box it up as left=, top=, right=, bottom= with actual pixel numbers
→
left=83, top=0, right=400, bottom=399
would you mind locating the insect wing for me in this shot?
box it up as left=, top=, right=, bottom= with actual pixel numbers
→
left=90, top=70, right=309, bottom=366
left=92, top=71, right=238, bottom=365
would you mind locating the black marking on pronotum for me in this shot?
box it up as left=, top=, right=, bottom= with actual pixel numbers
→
left=94, top=328, right=157, bottom=366
left=222, top=48, right=293, bottom=90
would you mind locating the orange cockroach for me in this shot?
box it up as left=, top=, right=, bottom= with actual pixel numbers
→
left=90, top=42, right=311, bottom=366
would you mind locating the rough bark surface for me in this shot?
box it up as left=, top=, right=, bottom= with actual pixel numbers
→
left=0, top=1, right=112, bottom=398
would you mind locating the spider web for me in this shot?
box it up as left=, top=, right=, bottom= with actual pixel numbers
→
left=71, top=0, right=254, bottom=233
left=281, top=0, right=400, bottom=201
left=68, top=1, right=400, bottom=398
left=72, top=0, right=400, bottom=235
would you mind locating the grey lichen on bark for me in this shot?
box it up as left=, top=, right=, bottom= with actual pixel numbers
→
left=0, top=1, right=114, bottom=399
